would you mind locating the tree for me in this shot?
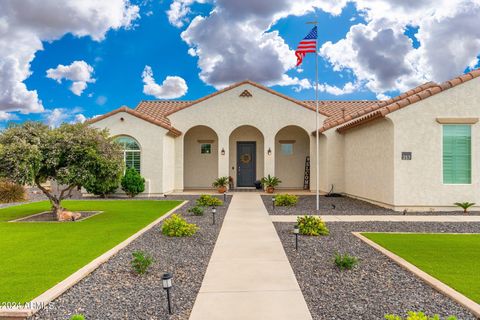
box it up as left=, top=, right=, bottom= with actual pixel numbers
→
left=121, top=167, right=145, bottom=197
left=0, top=122, right=123, bottom=220
left=84, top=160, right=122, bottom=198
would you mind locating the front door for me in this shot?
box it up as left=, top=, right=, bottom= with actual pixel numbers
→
left=237, top=142, right=256, bottom=187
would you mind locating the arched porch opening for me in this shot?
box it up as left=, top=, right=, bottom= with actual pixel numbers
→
left=183, top=125, right=219, bottom=189
left=275, top=125, right=310, bottom=189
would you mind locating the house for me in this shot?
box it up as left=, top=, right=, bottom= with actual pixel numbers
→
left=90, top=68, right=480, bottom=211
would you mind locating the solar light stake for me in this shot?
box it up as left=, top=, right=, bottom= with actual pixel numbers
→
left=223, top=192, right=227, bottom=202
left=162, top=273, right=173, bottom=315
left=293, top=225, right=299, bottom=251
left=212, top=207, right=216, bottom=225
left=272, top=196, right=276, bottom=211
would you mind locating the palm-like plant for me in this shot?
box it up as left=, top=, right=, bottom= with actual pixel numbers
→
left=212, top=176, right=229, bottom=193
left=260, top=175, right=281, bottom=193
left=454, top=202, right=475, bottom=213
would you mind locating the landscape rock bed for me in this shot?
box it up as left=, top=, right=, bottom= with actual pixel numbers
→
left=274, top=221, right=480, bottom=320
left=262, top=195, right=480, bottom=215
left=32, top=195, right=231, bottom=320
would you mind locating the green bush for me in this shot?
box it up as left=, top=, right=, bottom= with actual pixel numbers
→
left=275, top=194, right=298, bottom=206
left=0, top=179, right=26, bottom=203
left=297, top=215, right=329, bottom=236
left=131, top=250, right=154, bottom=275
left=188, top=205, right=204, bottom=216
left=385, top=311, right=457, bottom=320
left=162, top=214, right=198, bottom=237
left=334, top=252, right=358, bottom=271
left=454, top=202, right=475, bottom=213
left=196, top=194, right=223, bottom=207
left=121, top=167, right=145, bottom=197
left=70, top=314, right=86, bottom=320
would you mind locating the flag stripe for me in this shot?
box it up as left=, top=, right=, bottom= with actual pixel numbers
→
left=295, top=26, right=318, bottom=66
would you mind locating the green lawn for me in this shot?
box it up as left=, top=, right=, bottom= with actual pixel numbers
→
left=0, top=200, right=181, bottom=303
left=362, top=233, right=480, bottom=303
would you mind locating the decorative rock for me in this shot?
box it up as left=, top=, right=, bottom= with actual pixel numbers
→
left=58, top=210, right=82, bottom=221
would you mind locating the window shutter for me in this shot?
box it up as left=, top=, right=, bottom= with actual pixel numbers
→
left=443, top=125, right=471, bottom=184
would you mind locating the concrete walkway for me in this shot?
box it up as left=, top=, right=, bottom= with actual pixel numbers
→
left=189, top=194, right=312, bottom=320
left=271, top=215, right=480, bottom=222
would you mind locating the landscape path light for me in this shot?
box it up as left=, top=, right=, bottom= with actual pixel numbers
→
left=162, top=273, right=173, bottom=315
left=294, top=224, right=299, bottom=251
left=272, top=196, right=276, bottom=211
left=212, top=207, right=216, bottom=225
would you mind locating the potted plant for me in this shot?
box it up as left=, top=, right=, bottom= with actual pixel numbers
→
left=212, top=176, right=229, bottom=193
left=260, top=175, right=281, bottom=193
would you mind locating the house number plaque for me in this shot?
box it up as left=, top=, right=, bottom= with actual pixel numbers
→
left=401, top=152, right=412, bottom=160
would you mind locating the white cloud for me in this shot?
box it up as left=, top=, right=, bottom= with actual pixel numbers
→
left=142, top=65, right=188, bottom=99
left=44, top=108, right=87, bottom=127
left=0, top=0, right=139, bottom=114
left=95, top=95, right=108, bottom=106
left=46, top=60, right=95, bottom=96
left=318, top=81, right=360, bottom=95
left=0, top=111, right=18, bottom=121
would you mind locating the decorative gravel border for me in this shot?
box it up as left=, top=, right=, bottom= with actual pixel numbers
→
left=274, top=221, right=480, bottom=319
left=30, top=195, right=231, bottom=320
left=353, top=232, right=480, bottom=318
left=262, top=195, right=480, bottom=216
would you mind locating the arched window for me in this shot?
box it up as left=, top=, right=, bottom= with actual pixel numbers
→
left=115, top=136, right=141, bottom=173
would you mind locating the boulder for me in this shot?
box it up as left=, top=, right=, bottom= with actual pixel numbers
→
left=58, top=210, right=82, bottom=221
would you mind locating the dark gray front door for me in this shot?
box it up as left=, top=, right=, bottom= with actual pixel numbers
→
left=237, top=142, right=256, bottom=187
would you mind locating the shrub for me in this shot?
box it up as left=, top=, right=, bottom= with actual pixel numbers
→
left=162, top=214, right=198, bottom=237
left=131, top=250, right=154, bottom=275
left=0, top=179, right=26, bottom=203
left=454, top=202, right=475, bottom=213
left=70, top=314, right=86, bottom=320
left=334, top=252, right=358, bottom=271
left=385, top=311, right=457, bottom=320
left=260, top=174, right=281, bottom=188
left=188, top=205, right=204, bottom=216
left=275, top=194, right=298, bottom=206
left=297, top=215, right=329, bottom=236
left=121, top=167, right=145, bottom=197
left=196, top=194, right=223, bottom=207
left=212, top=176, right=229, bottom=188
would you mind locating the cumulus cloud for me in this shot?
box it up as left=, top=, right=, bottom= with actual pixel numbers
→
left=318, top=81, right=360, bottom=95
left=46, top=60, right=95, bottom=96
left=0, top=111, right=18, bottom=121
left=169, top=0, right=480, bottom=96
left=44, top=108, right=87, bottom=127
left=0, top=0, right=139, bottom=114
left=142, top=66, right=188, bottom=99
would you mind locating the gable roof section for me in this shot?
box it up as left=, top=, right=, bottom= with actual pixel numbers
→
left=321, top=68, right=480, bottom=134
left=303, top=100, right=380, bottom=126
left=87, top=106, right=182, bottom=137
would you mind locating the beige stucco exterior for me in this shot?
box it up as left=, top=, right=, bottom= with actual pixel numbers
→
left=90, top=76, right=480, bottom=211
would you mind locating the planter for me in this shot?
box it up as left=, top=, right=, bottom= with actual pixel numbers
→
left=266, top=186, right=275, bottom=193
left=254, top=180, right=262, bottom=190
left=217, top=186, right=227, bottom=194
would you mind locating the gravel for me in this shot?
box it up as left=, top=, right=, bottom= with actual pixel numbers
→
left=262, top=195, right=480, bottom=215
left=31, top=195, right=231, bottom=320
left=274, top=221, right=480, bottom=320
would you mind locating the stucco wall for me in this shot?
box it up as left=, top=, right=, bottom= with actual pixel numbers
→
left=275, top=126, right=310, bottom=189
left=320, top=129, right=345, bottom=194
left=90, top=111, right=167, bottom=194
left=343, top=118, right=395, bottom=206
left=163, top=135, right=176, bottom=193
left=169, top=83, right=326, bottom=191
left=229, top=126, right=264, bottom=185
left=389, top=77, right=480, bottom=209
left=183, top=126, right=219, bottom=189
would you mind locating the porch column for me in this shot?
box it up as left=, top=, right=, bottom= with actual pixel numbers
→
left=218, top=133, right=229, bottom=178
left=264, top=135, right=275, bottom=177
left=174, top=136, right=184, bottom=191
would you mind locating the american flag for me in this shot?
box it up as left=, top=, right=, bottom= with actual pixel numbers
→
left=295, top=26, right=317, bottom=66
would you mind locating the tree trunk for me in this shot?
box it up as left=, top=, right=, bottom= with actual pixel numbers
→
left=51, top=199, right=63, bottom=220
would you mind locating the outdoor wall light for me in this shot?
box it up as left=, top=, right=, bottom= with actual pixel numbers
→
left=293, top=224, right=299, bottom=250
left=212, top=207, right=217, bottom=225
left=267, top=148, right=272, bottom=155
left=162, top=273, right=173, bottom=315
left=221, top=148, right=225, bottom=155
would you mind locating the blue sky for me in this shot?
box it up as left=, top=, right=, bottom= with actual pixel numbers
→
left=1, top=0, right=479, bottom=127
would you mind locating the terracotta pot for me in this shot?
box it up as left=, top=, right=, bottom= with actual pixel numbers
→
left=217, top=186, right=227, bottom=194
left=266, top=186, right=275, bottom=193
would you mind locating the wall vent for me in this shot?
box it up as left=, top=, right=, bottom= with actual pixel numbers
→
left=239, top=90, right=252, bottom=97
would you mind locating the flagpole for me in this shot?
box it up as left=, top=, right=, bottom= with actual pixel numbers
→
left=307, top=20, right=319, bottom=211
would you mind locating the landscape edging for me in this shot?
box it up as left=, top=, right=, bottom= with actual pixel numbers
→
left=352, top=232, right=480, bottom=318
left=0, top=200, right=187, bottom=320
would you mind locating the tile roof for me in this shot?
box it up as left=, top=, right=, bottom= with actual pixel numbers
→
left=303, top=100, right=380, bottom=126
left=332, top=68, right=480, bottom=133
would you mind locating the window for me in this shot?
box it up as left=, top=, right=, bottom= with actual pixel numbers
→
left=443, top=125, right=471, bottom=184
left=201, top=143, right=212, bottom=154
left=281, top=143, right=293, bottom=155
left=115, top=136, right=141, bottom=173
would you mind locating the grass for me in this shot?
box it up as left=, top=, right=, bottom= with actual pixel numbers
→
left=362, top=233, right=480, bottom=303
left=0, top=200, right=181, bottom=303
